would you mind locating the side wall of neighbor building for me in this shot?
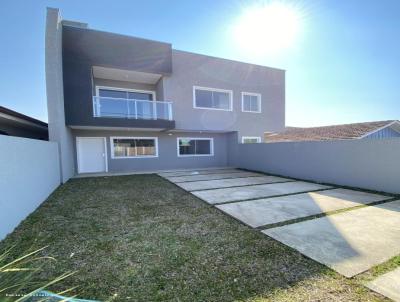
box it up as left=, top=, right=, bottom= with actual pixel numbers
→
left=45, top=8, right=75, bottom=182
left=162, top=50, right=286, bottom=139
left=72, top=130, right=230, bottom=173
left=364, top=127, right=400, bottom=139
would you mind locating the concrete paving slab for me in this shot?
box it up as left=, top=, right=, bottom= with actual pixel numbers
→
left=177, top=175, right=292, bottom=191
left=263, top=200, right=400, bottom=277
left=217, top=188, right=392, bottom=228
left=158, top=168, right=242, bottom=177
left=367, top=267, right=400, bottom=302
left=166, top=171, right=264, bottom=183
left=192, top=181, right=331, bottom=204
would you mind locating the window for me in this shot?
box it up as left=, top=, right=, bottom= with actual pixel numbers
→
left=97, top=87, right=155, bottom=100
left=111, top=137, right=158, bottom=158
left=242, top=136, right=261, bottom=143
left=95, top=86, right=157, bottom=119
left=177, top=138, right=214, bottom=157
left=242, top=92, right=261, bottom=113
left=193, top=86, right=232, bottom=111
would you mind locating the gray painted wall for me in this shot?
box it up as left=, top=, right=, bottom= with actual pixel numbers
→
left=162, top=50, right=285, bottom=139
left=72, top=130, right=230, bottom=173
left=62, top=25, right=172, bottom=127
left=229, top=139, right=400, bottom=194
left=0, top=136, right=60, bottom=240
left=45, top=8, right=75, bottom=182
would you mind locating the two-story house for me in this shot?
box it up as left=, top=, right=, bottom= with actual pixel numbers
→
left=45, top=8, right=285, bottom=182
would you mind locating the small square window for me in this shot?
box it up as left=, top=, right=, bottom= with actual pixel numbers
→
left=242, top=93, right=261, bottom=113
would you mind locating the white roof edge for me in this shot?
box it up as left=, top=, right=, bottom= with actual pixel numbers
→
left=359, top=121, right=400, bottom=138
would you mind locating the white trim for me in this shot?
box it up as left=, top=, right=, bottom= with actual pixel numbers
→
left=241, top=136, right=261, bottom=143
left=110, top=136, right=159, bottom=159
left=359, top=121, right=400, bottom=139
left=193, top=86, right=233, bottom=111
left=177, top=137, right=214, bottom=157
left=76, top=137, right=108, bottom=174
left=241, top=92, right=261, bottom=113
left=95, top=85, right=156, bottom=100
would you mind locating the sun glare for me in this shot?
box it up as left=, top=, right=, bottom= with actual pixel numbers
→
left=232, top=2, right=302, bottom=55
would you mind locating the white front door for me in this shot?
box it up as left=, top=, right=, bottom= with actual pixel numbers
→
left=77, top=137, right=107, bottom=173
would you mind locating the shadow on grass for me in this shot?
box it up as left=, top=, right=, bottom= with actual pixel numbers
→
left=0, top=174, right=386, bottom=301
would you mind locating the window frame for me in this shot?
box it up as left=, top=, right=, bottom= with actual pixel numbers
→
left=96, top=86, right=156, bottom=100
left=177, top=137, right=214, bottom=157
left=110, top=136, right=159, bottom=159
left=241, top=136, right=261, bottom=143
left=241, top=92, right=262, bottom=113
left=193, top=86, right=233, bottom=111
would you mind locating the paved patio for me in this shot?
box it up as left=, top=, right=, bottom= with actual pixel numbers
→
left=159, top=167, right=399, bottom=285
left=367, top=267, right=400, bottom=302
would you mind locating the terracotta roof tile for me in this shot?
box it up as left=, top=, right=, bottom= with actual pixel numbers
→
left=265, top=120, right=399, bottom=143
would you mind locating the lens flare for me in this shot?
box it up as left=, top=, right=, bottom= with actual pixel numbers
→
left=232, top=2, right=303, bottom=55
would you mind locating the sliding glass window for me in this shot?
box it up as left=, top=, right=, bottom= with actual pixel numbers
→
left=111, top=137, right=158, bottom=158
left=178, top=138, right=214, bottom=156
left=193, top=87, right=232, bottom=111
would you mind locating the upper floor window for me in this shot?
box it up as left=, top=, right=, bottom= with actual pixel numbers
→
left=97, top=87, right=155, bottom=100
left=242, top=92, right=261, bottom=113
left=193, top=86, right=232, bottom=111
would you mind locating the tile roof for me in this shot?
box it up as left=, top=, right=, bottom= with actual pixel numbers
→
left=265, top=120, right=399, bottom=143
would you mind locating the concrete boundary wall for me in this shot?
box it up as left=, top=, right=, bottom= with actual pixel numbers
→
left=229, top=138, right=400, bottom=194
left=0, top=136, right=60, bottom=240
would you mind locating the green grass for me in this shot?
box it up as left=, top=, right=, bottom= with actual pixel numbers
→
left=0, top=175, right=389, bottom=301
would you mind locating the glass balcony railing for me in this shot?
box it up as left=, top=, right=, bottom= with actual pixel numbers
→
left=93, top=96, right=173, bottom=120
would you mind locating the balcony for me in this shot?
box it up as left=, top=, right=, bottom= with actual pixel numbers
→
left=93, top=96, right=173, bottom=120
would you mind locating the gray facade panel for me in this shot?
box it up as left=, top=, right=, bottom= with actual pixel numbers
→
left=163, top=50, right=285, bottom=138
left=72, top=130, right=230, bottom=174
left=62, top=26, right=172, bottom=128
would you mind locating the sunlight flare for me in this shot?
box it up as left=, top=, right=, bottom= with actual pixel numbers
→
left=232, top=2, right=303, bottom=55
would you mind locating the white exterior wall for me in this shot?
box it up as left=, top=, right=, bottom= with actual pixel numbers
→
left=45, top=8, right=75, bottom=182
left=0, top=136, right=60, bottom=240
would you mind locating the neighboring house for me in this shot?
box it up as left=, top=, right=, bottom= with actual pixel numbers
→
left=45, top=8, right=285, bottom=181
left=0, top=106, right=48, bottom=140
left=265, top=120, right=400, bottom=143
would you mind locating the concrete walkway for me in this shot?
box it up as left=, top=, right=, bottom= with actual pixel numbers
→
left=367, top=267, right=400, bottom=302
left=217, top=188, right=391, bottom=227
left=192, top=181, right=331, bottom=204
left=158, top=167, right=398, bottom=280
left=264, top=200, right=400, bottom=277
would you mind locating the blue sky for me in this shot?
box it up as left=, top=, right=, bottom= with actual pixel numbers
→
left=0, top=0, right=399, bottom=126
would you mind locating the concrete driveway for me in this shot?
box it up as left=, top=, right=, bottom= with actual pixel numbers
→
left=159, top=168, right=399, bottom=281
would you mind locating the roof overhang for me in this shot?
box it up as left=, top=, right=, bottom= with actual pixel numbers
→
left=92, top=66, right=162, bottom=85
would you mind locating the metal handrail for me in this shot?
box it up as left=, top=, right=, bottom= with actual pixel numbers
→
left=93, top=96, right=172, bottom=104
left=93, top=96, right=173, bottom=120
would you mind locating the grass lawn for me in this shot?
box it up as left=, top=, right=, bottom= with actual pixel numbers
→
left=0, top=175, right=388, bottom=301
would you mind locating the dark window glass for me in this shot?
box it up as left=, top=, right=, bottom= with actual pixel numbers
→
left=196, top=140, right=211, bottom=154
left=213, top=91, right=230, bottom=110
left=98, top=89, right=127, bottom=99
left=128, top=92, right=153, bottom=100
left=179, top=139, right=212, bottom=155
left=195, top=90, right=213, bottom=108
left=243, top=94, right=260, bottom=112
